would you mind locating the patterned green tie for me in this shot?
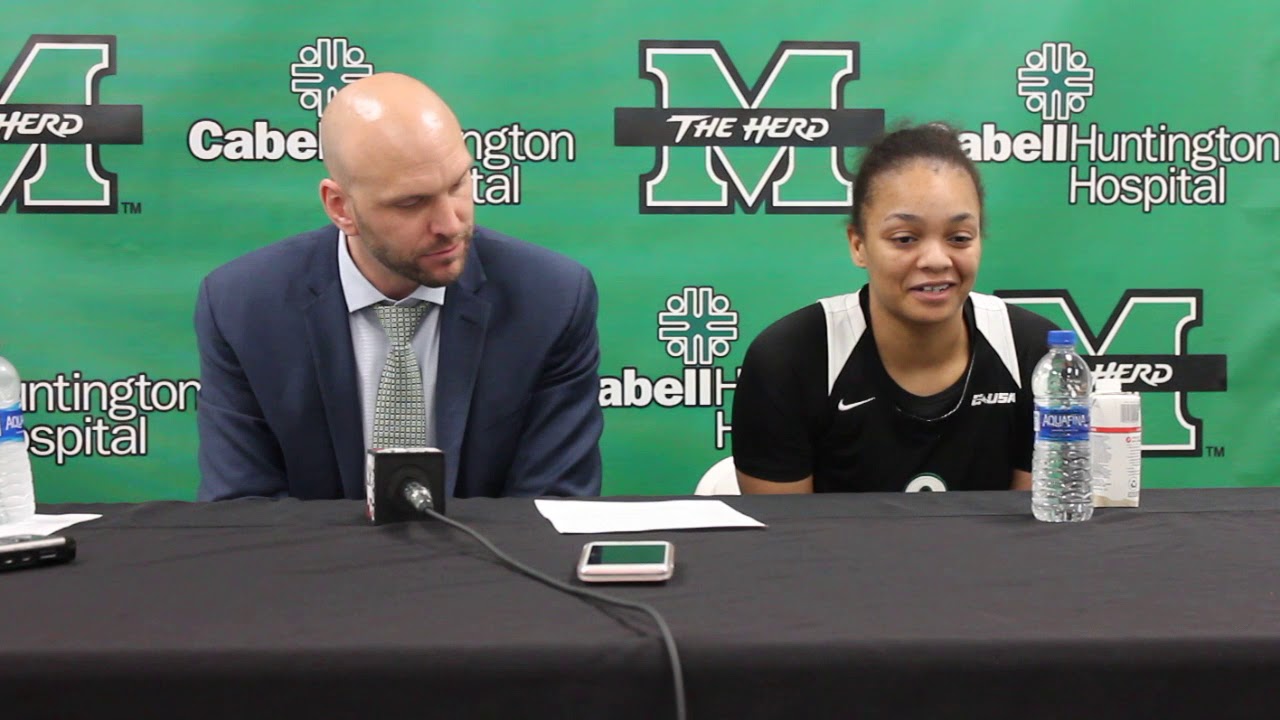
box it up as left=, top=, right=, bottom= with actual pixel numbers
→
left=372, top=302, right=430, bottom=448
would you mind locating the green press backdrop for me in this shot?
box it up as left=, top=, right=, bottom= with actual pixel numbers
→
left=0, top=1, right=1267, bottom=501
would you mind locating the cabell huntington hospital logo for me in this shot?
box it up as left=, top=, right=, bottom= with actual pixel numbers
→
left=962, top=41, right=1279, bottom=212
left=187, top=37, right=576, bottom=205
left=600, top=287, right=740, bottom=450
left=187, top=37, right=371, bottom=163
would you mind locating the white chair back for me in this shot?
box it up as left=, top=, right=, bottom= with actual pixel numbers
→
left=694, top=457, right=741, bottom=495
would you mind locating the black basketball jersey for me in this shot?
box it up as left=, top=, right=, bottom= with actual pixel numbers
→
left=732, top=287, right=1056, bottom=492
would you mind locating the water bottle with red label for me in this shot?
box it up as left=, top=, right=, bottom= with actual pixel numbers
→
left=1090, top=378, right=1142, bottom=507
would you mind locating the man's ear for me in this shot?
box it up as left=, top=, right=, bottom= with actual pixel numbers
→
left=320, top=178, right=358, bottom=236
left=847, top=224, right=868, bottom=268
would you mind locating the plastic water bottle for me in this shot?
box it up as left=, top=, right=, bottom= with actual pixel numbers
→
left=1031, top=330, right=1093, bottom=522
left=0, top=355, right=35, bottom=525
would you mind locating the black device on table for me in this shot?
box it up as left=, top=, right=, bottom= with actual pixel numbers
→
left=0, top=534, right=76, bottom=572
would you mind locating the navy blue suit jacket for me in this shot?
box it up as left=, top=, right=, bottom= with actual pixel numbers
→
left=194, top=225, right=603, bottom=500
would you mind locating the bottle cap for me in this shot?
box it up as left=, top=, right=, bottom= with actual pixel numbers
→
left=1094, top=378, right=1124, bottom=394
left=1047, top=329, right=1076, bottom=346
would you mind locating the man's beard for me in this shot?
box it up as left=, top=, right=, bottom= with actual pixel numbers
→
left=364, top=223, right=474, bottom=289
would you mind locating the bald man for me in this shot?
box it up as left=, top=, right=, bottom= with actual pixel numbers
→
left=194, top=73, right=603, bottom=501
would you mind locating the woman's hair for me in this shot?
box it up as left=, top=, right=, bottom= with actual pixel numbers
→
left=848, top=121, right=984, bottom=235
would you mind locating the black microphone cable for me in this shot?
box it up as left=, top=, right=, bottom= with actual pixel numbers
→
left=404, top=487, right=687, bottom=720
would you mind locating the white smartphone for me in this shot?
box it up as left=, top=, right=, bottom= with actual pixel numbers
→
left=576, top=541, right=675, bottom=583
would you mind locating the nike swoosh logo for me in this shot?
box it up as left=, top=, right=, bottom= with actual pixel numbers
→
left=838, top=397, right=875, bottom=411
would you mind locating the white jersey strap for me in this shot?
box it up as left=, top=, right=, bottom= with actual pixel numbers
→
left=820, top=290, right=1023, bottom=394
left=971, top=291, right=1022, bottom=389
left=818, top=290, right=868, bottom=396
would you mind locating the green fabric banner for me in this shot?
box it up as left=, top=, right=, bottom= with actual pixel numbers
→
left=1, top=1, right=1268, bottom=500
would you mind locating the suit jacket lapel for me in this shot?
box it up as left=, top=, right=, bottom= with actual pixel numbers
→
left=436, top=242, right=489, bottom=496
left=302, top=229, right=364, bottom=498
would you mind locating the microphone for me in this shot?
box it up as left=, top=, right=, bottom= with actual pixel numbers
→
left=365, top=448, right=447, bottom=524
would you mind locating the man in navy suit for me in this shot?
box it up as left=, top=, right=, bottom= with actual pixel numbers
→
left=194, top=73, right=603, bottom=500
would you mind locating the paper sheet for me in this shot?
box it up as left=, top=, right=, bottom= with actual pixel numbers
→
left=0, top=513, right=102, bottom=538
left=534, top=498, right=766, bottom=534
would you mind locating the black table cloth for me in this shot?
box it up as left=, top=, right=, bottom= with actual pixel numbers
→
left=3, top=489, right=1279, bottom=719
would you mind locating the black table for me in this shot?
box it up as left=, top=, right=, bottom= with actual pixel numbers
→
left=4, top=489, right=1280, bottom=719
